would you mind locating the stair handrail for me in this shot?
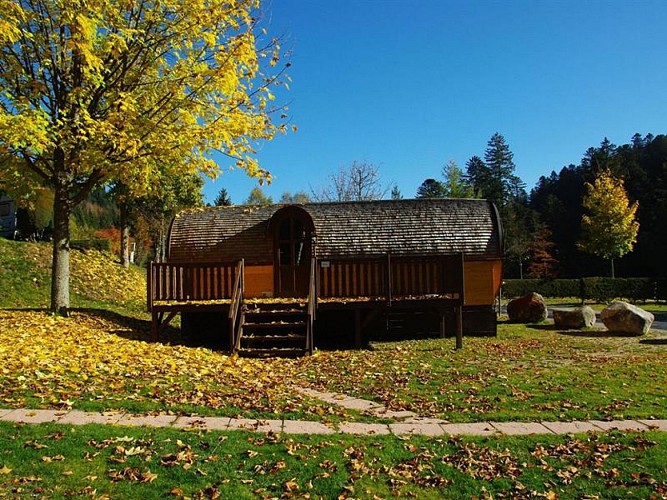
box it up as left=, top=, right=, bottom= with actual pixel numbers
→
left=306, top=256, right=317, bottom=355
left=228, top=258, right=245, bottom=352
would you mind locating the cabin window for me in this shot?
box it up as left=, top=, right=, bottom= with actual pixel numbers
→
left=0, top=203, right=10, bottom=217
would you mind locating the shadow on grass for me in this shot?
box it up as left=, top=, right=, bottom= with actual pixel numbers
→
left=558, top=329, right=644, bottom=338
left=640, top=338, right=667, bottom=345
left=1, top=307, right=222, bottom=350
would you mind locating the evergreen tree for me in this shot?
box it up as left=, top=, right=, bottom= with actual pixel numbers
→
left=214, top=188, right=232, bottom=207
left=464, top=155, right=487, bottom=199
left=482, top=132, right=526, bottom=207
left=416, top=178, right=446, bottom=198
left=390, top=185, right=403, bottom=200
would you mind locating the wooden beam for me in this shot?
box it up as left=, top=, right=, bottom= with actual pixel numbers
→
left=440, top=311, right=446, bottom=339
left=455, top=305, right=463, bottom=350
left=151, top=310, right=158, bottom=341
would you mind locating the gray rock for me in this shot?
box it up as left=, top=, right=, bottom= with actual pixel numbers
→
left=552, top=306, right=597, bottom=329
left=507, top=292, right=548, bottom=323
left=601, top=301, right=654, bottom=335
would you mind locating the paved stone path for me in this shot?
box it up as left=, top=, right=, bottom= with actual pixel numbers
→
left=1, top=406, right=665, bottom=437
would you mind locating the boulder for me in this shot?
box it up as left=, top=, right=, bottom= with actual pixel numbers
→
left=552, top=306, right=596, bottom=329
left=507, top=292, right=548, bottom=323
left=600, top=301, right=654, bottom=336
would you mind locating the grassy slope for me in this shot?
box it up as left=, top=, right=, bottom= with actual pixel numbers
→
left=0, top=237, right=146, bottom=314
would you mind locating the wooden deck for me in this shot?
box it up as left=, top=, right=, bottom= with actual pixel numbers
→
left=148, top=255, right=466, bottom=354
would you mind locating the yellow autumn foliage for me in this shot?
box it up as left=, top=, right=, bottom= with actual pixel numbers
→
left=0, top=0, right=291, bottom=312
left=580, top=169, right=639, bottom=262
left=0, top=309, right=312, bottom=416
left=70, top=248, right=145, bottom=307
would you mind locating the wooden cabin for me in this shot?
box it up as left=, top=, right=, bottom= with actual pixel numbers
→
left=148, top=198, right=503, bottom=356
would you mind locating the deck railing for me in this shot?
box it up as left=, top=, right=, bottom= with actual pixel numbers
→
left=229, top=259, right=245, bottom=352
left=148, top=261, right=238, bottom=310
left=148, top=253, right=464, bottom=310
left=317, top=253, right=464, bottom=302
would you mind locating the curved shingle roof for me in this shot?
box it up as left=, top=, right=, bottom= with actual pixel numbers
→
left=167, top=198, right=503, bottom=263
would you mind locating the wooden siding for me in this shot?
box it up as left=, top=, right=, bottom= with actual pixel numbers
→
left=244, top=265, right=274, bottom=298
left=463, top=260, right=502, bottom=306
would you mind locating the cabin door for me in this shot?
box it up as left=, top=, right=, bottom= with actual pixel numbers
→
left=275, top=215, right=312, bottom=297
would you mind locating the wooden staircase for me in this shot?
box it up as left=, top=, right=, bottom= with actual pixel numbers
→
left=386, top=308, right=407, bottom=338
left=236, top=302, right=310, bottom=357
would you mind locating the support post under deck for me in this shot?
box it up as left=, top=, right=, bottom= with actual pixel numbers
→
left=455, top=305, right=463, bottom=349
left=440, top=312, right=446, bottom=339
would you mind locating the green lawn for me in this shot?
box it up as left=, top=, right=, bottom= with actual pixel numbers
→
left=0, top=422, right=665, bottom=499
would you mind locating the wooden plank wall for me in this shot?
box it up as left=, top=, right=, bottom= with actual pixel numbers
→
left=244, top=265, right=274, bottom=298
left=463, top=260, right=502, bottom=306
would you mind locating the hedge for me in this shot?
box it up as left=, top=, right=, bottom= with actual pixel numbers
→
left=503, top=278, right=667, bottom=303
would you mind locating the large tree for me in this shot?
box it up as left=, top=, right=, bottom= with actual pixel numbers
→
left=579, top=169, right=639, bottom=278
left=482, top=132, right=526, bottom=207
left=466, top=134, right=525, bottom=209
left=0, top=0, right=289, bottom=313
left=466, top=135, right=531, bottom=278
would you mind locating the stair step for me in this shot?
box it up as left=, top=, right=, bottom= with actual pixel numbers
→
left=243, top=335, right=306, bottom=342
left=243, top=322, right=306, bottom=329
left=238, top=348, right=307, bottom=358
left=245, top=308, right=306, bottom=315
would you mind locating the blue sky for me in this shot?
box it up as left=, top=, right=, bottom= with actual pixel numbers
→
left=204, top=0, right=667, bottom=204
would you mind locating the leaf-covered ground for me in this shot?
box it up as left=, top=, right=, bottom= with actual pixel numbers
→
left=0, top=307, right=665, bottom=424
left=0, top=422, right=665, bottom=499
left=0, top=309, right=360, bottom=422
left=294, top=324, right=667, bottom=422
left=1, top=238, right=666, bottom=423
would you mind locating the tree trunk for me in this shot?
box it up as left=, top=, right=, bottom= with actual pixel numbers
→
left=610, top=258, right=615, bottom=278
left=51, top=184, right=71, bottom=315
left=120, top=201, right=130, bottom=268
